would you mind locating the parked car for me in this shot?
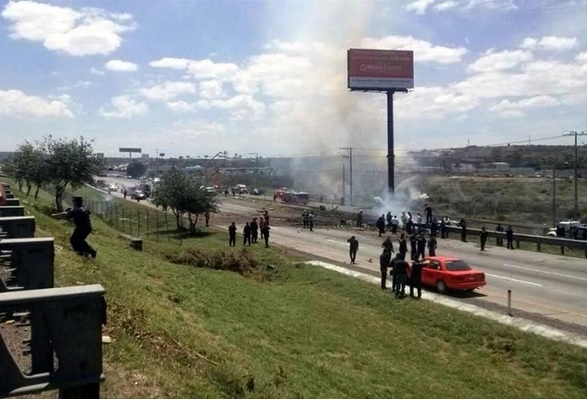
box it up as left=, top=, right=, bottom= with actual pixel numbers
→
left=233, top=184, right=248, bottom=194
left=420, top=256, right=486, bottom=294
left=547, top=221, right=584, bottom=239
left=251, top=188, right=265, bottom=195
left=131, top=190, right=146, bottom=200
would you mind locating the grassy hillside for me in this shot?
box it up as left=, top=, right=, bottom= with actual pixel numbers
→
left=6, top=183, right=587, bottom=398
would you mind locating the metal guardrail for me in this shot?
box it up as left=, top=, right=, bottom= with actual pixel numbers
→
left=445, top=226, right=587, bottom=257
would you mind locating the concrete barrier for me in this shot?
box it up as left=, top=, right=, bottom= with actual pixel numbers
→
left=0, top=284, right=106, bottom=398
left=0, top=238, right=54, bottom=292
left=0, top=206, right=25, bottom=217
left=0, top=216, right=35, bottom=238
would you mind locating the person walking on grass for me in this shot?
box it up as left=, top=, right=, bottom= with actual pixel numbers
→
left=260, top=222, right=270, bottom=248
left=228, top=222, right=237, bottom=246
left=347, top=235, right=359, bottom=264
left=409, top=258, right=423, bottom=299
left=250, top=218, right=259, bottom=243
left=243, top=222, right=251, bottom=246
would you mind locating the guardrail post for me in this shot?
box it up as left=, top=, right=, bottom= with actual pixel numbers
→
left=507, top=289, right=512, bottom=316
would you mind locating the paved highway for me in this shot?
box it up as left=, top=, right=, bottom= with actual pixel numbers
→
left=97, top=177, right=587, bottom=331
left=219, top=199, right=587, bottom=330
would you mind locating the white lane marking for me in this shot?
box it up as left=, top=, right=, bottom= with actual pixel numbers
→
left=327, top=239, right=349, bottom=246
left=504, top=263, right=586, bottom=281
left=485, top=273, right=543, bottom=287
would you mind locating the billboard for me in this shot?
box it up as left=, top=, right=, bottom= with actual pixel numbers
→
left=119, top=148, right=142, bottom=153
left=348, top=49, right=414, bottom=90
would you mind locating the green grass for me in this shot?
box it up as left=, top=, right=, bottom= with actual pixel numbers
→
left=4, top=181, right=587, bottom=398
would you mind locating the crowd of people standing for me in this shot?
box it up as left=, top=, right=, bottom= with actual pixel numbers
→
left=228, top=210, right=271, bottom=248
left=348, top=203, right=517, bottom=298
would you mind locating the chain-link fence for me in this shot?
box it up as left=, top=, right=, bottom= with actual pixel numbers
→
left=84, top=199, right=185, bottom=243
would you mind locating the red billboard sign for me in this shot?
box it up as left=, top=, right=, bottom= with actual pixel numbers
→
left=348, top=49, right=414, bottom=90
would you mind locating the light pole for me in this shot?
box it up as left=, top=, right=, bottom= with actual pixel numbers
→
left=563, top=130, right=587, bottom=220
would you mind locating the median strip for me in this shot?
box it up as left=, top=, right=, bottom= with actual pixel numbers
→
left=305, top=260, right=586, bottom=348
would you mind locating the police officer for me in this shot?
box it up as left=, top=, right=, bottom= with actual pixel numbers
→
left=459, top=218, right=467, bottom=242
left=243, top=222, right=252, bottom=246
left=398, top=233, right=407, bottom=259
left=228, top=222, right=237, bottom=246
left=495, top=223, right=504, bottom=246
left=479, top=227, right=488, bottom=251
left=52, top=196, right=96, bottom=258
left=379, top=250, right=390, bottom=290
left=392, top=254, right=409, bottom=297
left=260, top=222, right=270, bottom=248
left=417, top=234, right=427, bottom=260
left=506, top=225, right=514, bottom=249
left=428, top=235, right=437, bottom=257
left=250, top=218, right=259, bottom=243
left=409, top=258, right=423, bottom=299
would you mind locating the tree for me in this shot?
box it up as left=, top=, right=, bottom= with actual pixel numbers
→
left=12, top=142, right=49, bottom=199
left=127, top=159, right=147, bottom=179
left=152, top=168, right=218, bottom=232
left=44, top=136, right=102, bottom=211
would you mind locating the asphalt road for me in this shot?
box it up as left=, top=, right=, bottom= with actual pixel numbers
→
left=99, top=177, right=588, bottom=331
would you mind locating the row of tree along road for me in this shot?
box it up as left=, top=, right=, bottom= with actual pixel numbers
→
left=1, top=136, right=218, bottom=232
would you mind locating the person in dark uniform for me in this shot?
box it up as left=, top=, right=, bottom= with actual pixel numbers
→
left=428, top=235, right=437, bottom=257
left=52, top=196, right=96, bottom=258
left=260, top=222, right=270, bottom=248
left=204, top=212, right=210, bottom=227
left=302, top=210, right=308, bottom=229
left=398, top=233, right=407, bottom=259
left=381, top=236, right=394, bottom=256
left=308, top=212, right=314, bottom=231
left=440, top=218, right=446, bottom=239
left=409, top=259, right=423, bottom=299
left=506, top=226, right=514, bottom=249
left=243, top=222, right=251, bottom=246
left=495, top=223, right=504, bottom=246
left=263, top=210, right=270, bottom=225
left=347, top=235, right=359, bottom=264
left=379, top=250, right=390, bottom=290
left=425, top=204, right=433, bottom=224
left=459, top=218, right=467, bottom=242
left=392, top=254, right=409, bottom=297
left=228, top=222, right=237, bottom=246
left=430, top=218, right=438, bottom=237
left=250, top=218, right=259, bottom=243
left=479, top=227, right=488, bottom=251
left=410, top=233, right=417, bottom=261
left=417, top=234, right=427, bottom=260
left=386, top=212, right=392, bottom=230
left=376, top=215, right=386, bottom=237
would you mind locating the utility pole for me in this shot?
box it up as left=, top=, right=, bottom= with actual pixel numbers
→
left=563, top=130, right=587, bottom=220
left=249, top=152, right=259, bottom=187
left=552, top=166, right=556, bottom=228
left=342, top=163, right=346, bottom=205
left=340, top=147, right=353, bottom=206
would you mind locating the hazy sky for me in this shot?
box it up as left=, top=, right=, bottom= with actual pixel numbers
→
left=0, top=0, right=586, bottom=158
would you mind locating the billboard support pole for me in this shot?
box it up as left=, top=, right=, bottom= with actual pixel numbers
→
left=386, top=89, right=407, bottom=196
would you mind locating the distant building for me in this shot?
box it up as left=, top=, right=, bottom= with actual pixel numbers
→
left=489, top=162, right=510, bottom=170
